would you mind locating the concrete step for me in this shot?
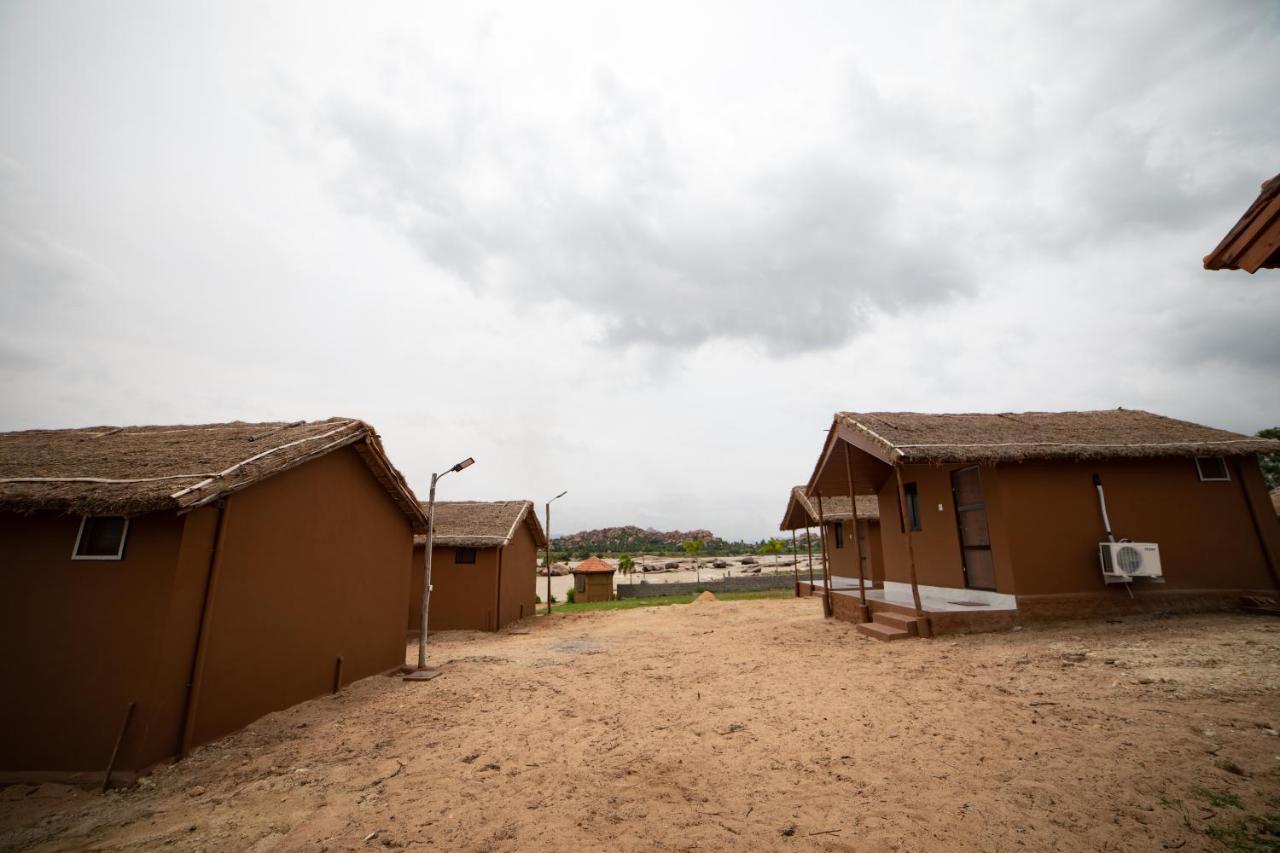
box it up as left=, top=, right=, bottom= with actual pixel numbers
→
left=856, top=621, right=914, bottom=642
left=871, top=611, right=919, bottom=635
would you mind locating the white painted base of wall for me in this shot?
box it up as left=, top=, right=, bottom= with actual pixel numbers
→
left=879, top=581, right=1018, bottom=612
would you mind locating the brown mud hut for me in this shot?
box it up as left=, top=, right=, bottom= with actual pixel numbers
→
left=1204, top=173, right=1280, bottom=273
left=407, top=500, right=547, bottom=633
left=779, top=486, right=882, bottom=598
left=804, top=409, right=1280, bottom=640
left=0, top=418, right=426, bottom=785
left=571, top=556, right=616, bottom=602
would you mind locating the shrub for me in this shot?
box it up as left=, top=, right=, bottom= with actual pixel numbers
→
left=566, top=588, right=576, bottom=603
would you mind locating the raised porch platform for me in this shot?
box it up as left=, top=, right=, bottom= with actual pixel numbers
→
left=801, top=579, right=1018, bottom=639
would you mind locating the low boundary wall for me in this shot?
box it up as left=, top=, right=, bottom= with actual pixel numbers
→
left=616, top=574, right=794, bottom=598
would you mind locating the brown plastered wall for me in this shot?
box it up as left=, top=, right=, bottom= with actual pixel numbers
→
left=408, top=545, right=499, bottom=632
left=1016, top=590, right=1258, bottom=622
left=877, top=463, right=1017, bottom=593
left=0, top=510, right=186, bottom=774
left=497, top=522, right=538, bottom=626
left=580, top=572, right=614, bottom=602
left=187, top=446, right=413, bottom=749
left=866, top=521, right=885, bottom=585
left=822, top=520, right=857, bottom=579
left=997, top=455, right=1280, bottom=598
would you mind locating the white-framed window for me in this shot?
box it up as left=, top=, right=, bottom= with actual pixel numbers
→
left=1195, top=457, right=1230, bottom=482
left=72, top=516, right=129, bottom=560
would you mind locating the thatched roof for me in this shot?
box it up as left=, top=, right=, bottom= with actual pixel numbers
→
left=0, top=418, right=427, bottom=529
left=572, top=556, right=615, bottom=575
left=836, top=409, right=1280, bottom=465
left=1204, top=174, right=1280, bottom=273
left=780, top=485, right=878, bottom=531
left=413, top=500, right=547, bottom=549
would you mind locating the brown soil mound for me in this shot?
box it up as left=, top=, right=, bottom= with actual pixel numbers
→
left=692, top=590, right=718, bottom=603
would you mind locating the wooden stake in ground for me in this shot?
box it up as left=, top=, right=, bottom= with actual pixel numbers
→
left=102, top=701, right=136, bottom=793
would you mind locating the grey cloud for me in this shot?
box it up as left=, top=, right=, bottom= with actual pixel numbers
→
left=281, top=70, right=974, bottom=355
left=276, top=4, right=1280, bottom=359
left=1159, top=286, right=1280, bottom=371
left=0, top=227, right=99, bottom=321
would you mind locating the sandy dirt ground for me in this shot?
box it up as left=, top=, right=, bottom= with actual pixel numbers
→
left=2, top=599, right=1278, bottom=851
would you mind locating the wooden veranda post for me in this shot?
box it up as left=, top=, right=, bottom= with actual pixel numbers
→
left=893, top=465, right=925, bottom=620
left=805, top=525, right=815, bottom=590
left=816, top=491, right=833, bottom=618
left=843, top=442, right=868, bottom=614
left=790, top=529, right=800, bottom=594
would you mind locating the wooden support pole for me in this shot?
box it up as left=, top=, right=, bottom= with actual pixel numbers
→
left=1233, top=458, right=1280, bottom=590
left=790, top=529, right=800, bottom=595
left=816, top=491, right=833, bottom=618
left=843, top=442, right=868, bottom=613
left=102, top=701, right=136, bottom=792
left=179, top=499, right=230, bottom=758
left=805, top=526, right=815, bottom=591
left=545, top=504, right=553, bottom=616
left=893, top=465, right=925, bottom=619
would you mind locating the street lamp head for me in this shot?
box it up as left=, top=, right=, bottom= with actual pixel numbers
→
left=451, top=457, right=475, bottom=473
left=552, top=490, right=567, bottom=501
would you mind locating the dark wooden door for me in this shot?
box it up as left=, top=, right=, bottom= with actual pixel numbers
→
left=950, top=466, right=996, bottom=591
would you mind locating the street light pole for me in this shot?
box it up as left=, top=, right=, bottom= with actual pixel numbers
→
left=404, top=456, right=474, bottom=682
left=545, top=490, right=566, bottom=616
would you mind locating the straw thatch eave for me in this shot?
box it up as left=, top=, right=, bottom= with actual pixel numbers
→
left=0, top=418, right=427, bottom=529
left=780, top=486, right=878, bottom=530
left=414, top=499, right=547, bottom=549
left=572, top=556, right=615, bottom=575
left=832, top=409, right=1280, bottom=465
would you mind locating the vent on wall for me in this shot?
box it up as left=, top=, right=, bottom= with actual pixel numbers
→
left=1195, top=456, right=1230, bottom=482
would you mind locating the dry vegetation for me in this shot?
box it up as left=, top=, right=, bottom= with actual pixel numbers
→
left=2, top=599, right=1279, bottom=851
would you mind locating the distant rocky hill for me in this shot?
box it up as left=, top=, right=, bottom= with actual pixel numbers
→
left=551, top=525, right=739, bottom=556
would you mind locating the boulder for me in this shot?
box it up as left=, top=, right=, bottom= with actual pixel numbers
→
left=739, top=557, right=756, bottom=565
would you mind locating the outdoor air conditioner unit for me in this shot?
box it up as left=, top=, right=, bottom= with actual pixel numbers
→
left=1099, top=541, right=1163, bottom=583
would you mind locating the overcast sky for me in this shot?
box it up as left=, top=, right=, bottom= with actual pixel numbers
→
left=1, top=2, right=1278, bottom=540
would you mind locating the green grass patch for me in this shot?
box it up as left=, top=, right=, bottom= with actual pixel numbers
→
left=1195, top=787, right=1245, bottom=810
left=1203, top=817, right=1280, bottom=852
left=1165, top=785, right=1280, bottom=852
left=547, top=588, right=794, bottom=613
